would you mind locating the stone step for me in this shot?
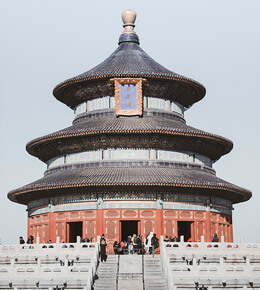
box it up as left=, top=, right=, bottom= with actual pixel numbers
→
left=98, top=269, right=117, bottom=272
left=97, top=272, right=117, bottom=276
left=94, top=256, right=118, bottom=290
left=96, top=274, right=116, bottom=278
left=145, top=286, right=167, bottom=288
left=145, top=281, right=166, bottom=284
left=96, top=276, right=116, bottom=280
left=97, top=271, right=117, bottom=274
left=145, top=272, right=163, bottom=274
left=94, top=255, right=168, bottom=290
left=145, top=284, right=167, bottom=286
left=99, top=262, right=117, bottom=265
left=95, top=282, right=116, bottom=284
left=145, top=286, right=167, bottom=290
left=95, top=282, right=116, bottom=285
left=94, top=286, right=116, bottom=289
left=145, top=281, right=167, bottom=284
left=98, top=267, right=117, bottom=270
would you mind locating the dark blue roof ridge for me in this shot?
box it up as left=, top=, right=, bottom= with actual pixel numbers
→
left=54, top=41, right=203, bottom=88
left=118, top=33, right=140, bottom=44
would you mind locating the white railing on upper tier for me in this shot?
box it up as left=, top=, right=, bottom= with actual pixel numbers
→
left=160, top=235, right=260, bottom=290
left=0, top=236, right=100, bottom=290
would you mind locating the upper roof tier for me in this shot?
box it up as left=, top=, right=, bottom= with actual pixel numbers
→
left=53, top=10, right=206, bottom=109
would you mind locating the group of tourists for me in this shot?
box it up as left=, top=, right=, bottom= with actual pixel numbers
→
left=99, top=232, right=160, bottom=262
left=113, top=233, right=144, bottom=255
left=164, top=233, right=220, bottom=243
left=163, top=235, right=180, bottom=242
left=81, top=237, right=93, bottom=243
left=110, top=232, right=159, bottom=256
left=19, top=235, right=34, bottom=244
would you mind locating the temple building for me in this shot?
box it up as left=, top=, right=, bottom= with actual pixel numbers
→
left=8, top=10, right=251, bottom=246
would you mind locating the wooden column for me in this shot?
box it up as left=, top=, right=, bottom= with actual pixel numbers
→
left=82, top=220, right=86, bottom=239
left=229, top=223, right=233, bottom=242
left=49, top=211, right=55, bottom=242
left=174, top=220, right=178, bottom=238
left=205, top=209, right=211, bottom=242
left=191, top=221, right=195, bottom=241
left=96, top=209, right=103, bottom=239
left=156, top=208, right=163, bottom=238
left=27, top=217, right=31, bottom=239
left=95, top=196, right=104, bottom=241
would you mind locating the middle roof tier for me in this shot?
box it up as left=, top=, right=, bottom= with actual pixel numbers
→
left=27, top=109, right=233, bottom=162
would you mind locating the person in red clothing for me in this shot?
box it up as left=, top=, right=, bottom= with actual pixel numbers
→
left=187, top=237, right=192, bottom=247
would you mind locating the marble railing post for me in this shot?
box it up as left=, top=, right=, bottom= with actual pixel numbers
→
left=77, top=235, right=81, bottom=244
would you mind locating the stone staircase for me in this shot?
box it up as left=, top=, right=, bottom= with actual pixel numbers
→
left=93, top=255, right=167, bottom=290
left=118, top=255, right=143, bottom=290
left=93, top=255, right=118, bottom=290
left=144, top=256, right=168, bottom=290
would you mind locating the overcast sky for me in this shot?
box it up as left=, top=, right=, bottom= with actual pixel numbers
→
left=1, top=0, right=259, bottom=244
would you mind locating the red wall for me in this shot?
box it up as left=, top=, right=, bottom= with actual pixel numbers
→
left=28, top=208, right=233, bottom=244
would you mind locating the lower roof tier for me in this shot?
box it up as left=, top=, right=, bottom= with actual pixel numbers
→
left=8, top=164, right=251, bottom=205
left=26, top=113, right=233, bottom=162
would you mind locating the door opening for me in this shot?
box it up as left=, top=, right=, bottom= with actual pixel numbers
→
left=67, top=222, right=83, bottom=243
left=121, top=221, right=139, bottom=242
left=178, top=221, right=193, bottom=242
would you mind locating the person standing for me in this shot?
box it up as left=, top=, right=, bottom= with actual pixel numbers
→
left=145, top=232, right=153, bottom=254
left=100, top=234, right=107, bottom=262
left=113, top=241, right=118, bottom=255
left=212, top=233, right=219, bottom=242
left=151, top=233, right=159, bottom=257
left=27, top=235, right=34, bottom=244
left=127, top=235, right=131, bottom=245
left=19, top=236, right=25, bottom=244
left=128, top=241, right=133, bottom=255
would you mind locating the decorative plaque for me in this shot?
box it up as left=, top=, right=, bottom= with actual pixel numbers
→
left=111, top=78, right=145, bottom=116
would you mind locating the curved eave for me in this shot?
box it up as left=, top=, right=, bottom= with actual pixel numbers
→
left=27, top=129, right=232, bottom=156
left=53, top=75, right=206, bottom=109
left=26, top=120, right=233, bottom=162
left=8, top=166, right=251, bottom=205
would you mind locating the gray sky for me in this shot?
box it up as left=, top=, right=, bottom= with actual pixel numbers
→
left=1, top=0, right=259, bottom=244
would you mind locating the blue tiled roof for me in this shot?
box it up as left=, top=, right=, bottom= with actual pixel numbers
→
left=53, top=33, right=206, bottom=108
left=8, top=164, right=251, bottom=205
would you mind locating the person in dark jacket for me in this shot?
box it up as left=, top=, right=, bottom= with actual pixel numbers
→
left=212, top=233, right=219, bottom=242
left=27, top=235, right=34, bottom=244
left=113, top=241, right=118, bottom=255
left=137, top=234, right=143, bottom=253
left=100, top=234, right=107, bottom=262
left=19, top=236, right=25, bottom=244
left=151, top=233, right=159, bottom=256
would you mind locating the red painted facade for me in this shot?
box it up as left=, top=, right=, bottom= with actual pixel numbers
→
left=28, top=208, right=233, bottom=244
